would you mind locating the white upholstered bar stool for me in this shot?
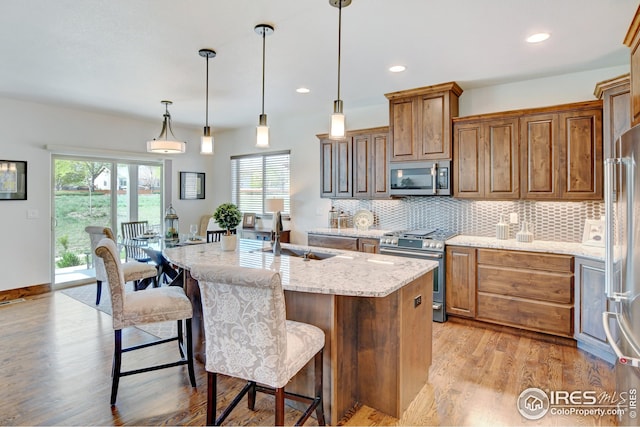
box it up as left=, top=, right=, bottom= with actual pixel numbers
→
left=190, top=264, right=326, bottom=426
left=85, top=226, right=157, bottom=305
left=94, top=238, right=196, bottom=405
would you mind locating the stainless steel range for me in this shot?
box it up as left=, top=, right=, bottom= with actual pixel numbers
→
left=379, top=228, right=457, bottom=322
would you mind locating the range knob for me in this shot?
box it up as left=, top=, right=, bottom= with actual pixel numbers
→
left=436, top=242, right=444, bottom=249
left=429, top=242, right=436, bottom=248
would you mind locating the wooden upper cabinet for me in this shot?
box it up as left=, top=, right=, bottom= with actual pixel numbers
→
left=319, top=127, right=389, bottom=199
left=520, top=113, right=560, bottom=199
left=594, top=74, right=631, bottom=160
left=453, top=121, right=484, bottom=197
left=559, top=107, right=602, bottom=200
left=484, top=118, right=519, bottom=198
left=521, top=105, right=602, bottom=200
left=353, top=133, right=371, bottom=198
left=389, top=98, right=416, bottom=160
left=386, top=82, right=462, bottom=161
left=371, top=132, right=389, bottom=198
left=319, top=137, right=353, bottom=198
left=624, top=6, right=640, bottom=127
left=455, top=101, right=602, bottom=201
left=320, top=138, right=335, bottom=197
left=353, top=129, right=389, bottom=199
left=453, top=117, right=519, bottom=199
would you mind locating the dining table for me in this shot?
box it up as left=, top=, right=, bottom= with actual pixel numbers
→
left=122, top=234, right=207, bottom=288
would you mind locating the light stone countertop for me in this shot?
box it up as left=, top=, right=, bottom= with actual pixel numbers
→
left=308, top=227, right=392, bottom=239
left=164, top=239, right=437, bottom=298
left=446, top=235, right=606, bottom=261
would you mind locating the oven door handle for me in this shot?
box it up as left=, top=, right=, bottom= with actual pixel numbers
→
left=380, top=248, right=443, bottom=259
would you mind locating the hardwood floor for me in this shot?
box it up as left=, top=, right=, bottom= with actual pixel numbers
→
left=0, top=290, right=618, bottom=426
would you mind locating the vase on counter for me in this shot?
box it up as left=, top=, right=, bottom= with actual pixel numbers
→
left=516, top=221, right=534, bottom=243
left=496, top=214, right=509, bottom=240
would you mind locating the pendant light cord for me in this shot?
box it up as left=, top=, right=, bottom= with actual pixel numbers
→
left=205, top=56, right=210, bottom=128
left=261, top=29, right=266, bottom=115
left=337, top=0, right=342, bottom=101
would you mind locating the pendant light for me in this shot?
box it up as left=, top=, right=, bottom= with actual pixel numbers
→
left=255, top=24, right=274, bottom=148
left=330, top=0, right=351, bottom=139
left=199, top=48, right=216, bottom=155
left=146, top=100, right=186, bottom=153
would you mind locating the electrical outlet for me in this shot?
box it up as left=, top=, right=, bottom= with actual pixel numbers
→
left=414, top=295, right=422, bottom=307
left=509, top=212, right=518, bottom=224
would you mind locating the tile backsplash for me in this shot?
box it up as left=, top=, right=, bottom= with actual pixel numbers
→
left=331, top=197, right=605, bottom=243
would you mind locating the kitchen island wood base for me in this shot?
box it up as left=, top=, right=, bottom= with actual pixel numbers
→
left=185, top=270, right=433, bottom=425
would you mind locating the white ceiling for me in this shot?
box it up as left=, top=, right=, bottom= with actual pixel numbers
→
left=0, top=0, right=638, bottom=131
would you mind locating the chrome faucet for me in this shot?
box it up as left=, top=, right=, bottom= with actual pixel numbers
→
left=272, top=210, right=283, bottom=256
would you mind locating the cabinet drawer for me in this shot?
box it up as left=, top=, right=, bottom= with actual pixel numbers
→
left=477, top=265, right=573, bottom=304
left=308, top=234, right=358, bottom=251
left=477, top=249, right=573, bottom=272
left=477, top=293, right=573, bottom=337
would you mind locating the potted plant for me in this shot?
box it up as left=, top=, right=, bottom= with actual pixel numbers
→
left=213, top=202, right=242, bottom=251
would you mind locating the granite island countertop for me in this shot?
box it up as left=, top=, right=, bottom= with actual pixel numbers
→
left=164, top=239, right=437, bottom=297
left=446, top=235, right=606, bottom=261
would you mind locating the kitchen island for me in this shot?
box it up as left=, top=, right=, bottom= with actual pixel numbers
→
left=164, top=239, right=437, bottom=424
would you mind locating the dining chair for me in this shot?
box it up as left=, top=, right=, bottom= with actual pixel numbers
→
left=199, top=214, right=212, bottom=237
left=85, top=226, right=157, bottom=305
left=94, top=237, right=196, bottom=405
left=206, top=229, right=236, bottom=243
left=190, top=264, right=326, bottom=426
left=120, top=221, right=151, bottom=262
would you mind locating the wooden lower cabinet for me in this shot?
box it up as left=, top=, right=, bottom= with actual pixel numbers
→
left=574, top=257, right=616, bottom=363
left=308, top=233, right=379, bottom=254
left=445, top=246, right=575, bottom=338
left=284, top=271, right=433, bottom=423
left=358, top=237, right=380, bottom=253
left=475, top=249, right=574, bottom=337
left=445, top=246, right=476, bottom=317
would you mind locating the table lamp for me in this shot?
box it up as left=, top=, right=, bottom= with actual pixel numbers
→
left=265, top=198, right=284, bottom=256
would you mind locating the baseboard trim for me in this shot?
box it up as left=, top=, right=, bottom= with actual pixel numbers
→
left=0, top=283, right=51, bottom=302
left=447, top=316, right=577, bottom=347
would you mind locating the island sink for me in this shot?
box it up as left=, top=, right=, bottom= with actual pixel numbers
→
left=256, top=247, right=336, bottom=260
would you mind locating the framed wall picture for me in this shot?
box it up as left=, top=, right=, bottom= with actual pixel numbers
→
left=0, top=160, right=27, bottom=201
left=243, top=213, right=256, bottom=229
left=179, top=172, right=205, bottom=200
left=582, top=218, right=605, bottom=247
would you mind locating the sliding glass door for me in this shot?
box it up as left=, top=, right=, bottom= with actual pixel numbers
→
left=52, top=155, right=164, bottom=287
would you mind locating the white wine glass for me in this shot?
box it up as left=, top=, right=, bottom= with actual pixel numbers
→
left=189, top=224, right=198, bottom=240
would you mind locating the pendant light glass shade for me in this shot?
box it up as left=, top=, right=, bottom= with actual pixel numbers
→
left=199, top=48, right=216, bottom=155
left=330, top=99, right=345, bottom=138
left=329, top=0, right=351, bottom=139
left=201, top=126, right=214, bottom=155
left=256, top=114, right=269, bottom=148
left=146, top=100, right=186, bottom=154
left=255, top=24, right=274, bottom=148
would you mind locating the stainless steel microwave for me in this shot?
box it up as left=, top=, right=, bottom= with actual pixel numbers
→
left=389, top=160, right=451, bottom=196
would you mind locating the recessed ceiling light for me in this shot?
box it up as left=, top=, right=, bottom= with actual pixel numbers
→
left=296, top=87, right=310, bottom=94
left=526, top=32, right=550, bottom=43
left=389, top=65, right=406, bottom=73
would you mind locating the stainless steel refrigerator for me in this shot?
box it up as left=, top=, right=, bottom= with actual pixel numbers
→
left=604, top=123, right=640, bottom=425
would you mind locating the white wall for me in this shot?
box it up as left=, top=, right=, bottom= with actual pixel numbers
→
left=0, top=97, right=207, bottom=292
left=0, top=64, right=628, bottom=292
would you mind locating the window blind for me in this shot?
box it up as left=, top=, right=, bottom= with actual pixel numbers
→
left=231, top=150, right=290, bottom=214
